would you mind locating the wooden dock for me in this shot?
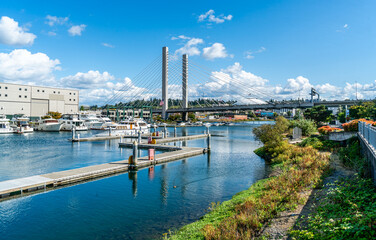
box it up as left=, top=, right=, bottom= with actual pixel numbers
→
left=0, top=135, right=208, bottom=200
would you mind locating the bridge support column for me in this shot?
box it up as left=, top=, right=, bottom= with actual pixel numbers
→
left=162, top=47, right=169, bottom=120
left=182, top=54, right=188, bottom=122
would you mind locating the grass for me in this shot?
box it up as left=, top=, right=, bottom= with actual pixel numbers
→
left=165, top=179, right=269, bottom=240
left=165, top=116, right=331, bottom=239
left=290, top=175, right=376, bottom=239
left=166, top=143, right=330, bottom=239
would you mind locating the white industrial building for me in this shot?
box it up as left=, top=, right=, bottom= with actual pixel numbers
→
left=0, top=82, right=79, bottom=117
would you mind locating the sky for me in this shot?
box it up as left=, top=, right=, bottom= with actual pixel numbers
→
left=0, top=0, right=376, bottom=105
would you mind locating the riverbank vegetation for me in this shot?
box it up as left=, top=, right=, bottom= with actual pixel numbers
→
left=167, top=115, right=376, bottom=239
left=166, top=117, right=330, bottom=239
left=290, top=137, right=376, bottom=239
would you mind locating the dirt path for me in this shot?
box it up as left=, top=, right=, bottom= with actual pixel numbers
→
left=257, top=153, right=355, bottom=240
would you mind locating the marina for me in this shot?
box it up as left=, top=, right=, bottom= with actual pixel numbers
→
left=0, top=134, right=208, bottom=199
left=0, top=124, right=266, bottom=239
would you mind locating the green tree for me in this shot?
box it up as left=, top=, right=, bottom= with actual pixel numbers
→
left=188, top=112, right=196, bottom=121
left=304, top=105, right=333, bottom=124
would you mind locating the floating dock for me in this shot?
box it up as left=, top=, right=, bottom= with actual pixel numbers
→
left=0, top=134, right=208, bottom=200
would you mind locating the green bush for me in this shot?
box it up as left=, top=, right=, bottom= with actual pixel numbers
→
left=338, top=137, right=367, bottom=176
left=290, top=176, right=376, bottom=240
left=298, top=137, right=340, bottom=151
left=290, top=119, right=317, bottom=136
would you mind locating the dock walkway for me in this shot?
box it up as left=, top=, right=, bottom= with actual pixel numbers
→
left=0, top=135, right=208, bottom=200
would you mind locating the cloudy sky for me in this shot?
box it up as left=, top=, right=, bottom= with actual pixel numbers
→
left=0, top=0, right=376, bottom=105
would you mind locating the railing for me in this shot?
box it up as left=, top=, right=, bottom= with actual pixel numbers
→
left=358, top=121, right=376, bottom=150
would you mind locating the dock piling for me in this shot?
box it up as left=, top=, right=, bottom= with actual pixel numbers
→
left=72, top=127, right=76, bottom=140
left=138, top=131, right=141, bottom=144
left=174, top=126, right=177, bottom=137
left=164, top=125, right=167, bottom=138
left=132, top=141, right=138, bottom=166
left=207, top=134, right=211, bottom=151
left=109, top=127, right=112, bottom=136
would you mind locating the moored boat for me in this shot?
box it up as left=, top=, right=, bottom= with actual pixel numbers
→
left=37, top=117, right=62, bottom=132
left=59, top=114, right=88, bottom=131
left=0, top=114, right=14, bottom=134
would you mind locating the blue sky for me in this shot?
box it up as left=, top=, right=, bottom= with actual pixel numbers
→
left=0, top=0, right=375, bottom=105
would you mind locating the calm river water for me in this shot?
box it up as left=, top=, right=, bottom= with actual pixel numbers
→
left=0, top=123, right=269, bottom=239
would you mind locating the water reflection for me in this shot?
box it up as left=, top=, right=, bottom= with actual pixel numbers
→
left=0, top=123, right=269, bottom=240
left=128, top=171, right=138, bottom=198
left=160, top=164, right=168, bottom=205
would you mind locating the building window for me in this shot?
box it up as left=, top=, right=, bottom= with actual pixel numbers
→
left=74, top=93, right=76, bottom=95
left=58, top=91, right=60, bottom=94
left=25, top=96, right=27, bottom=98
left=69, top=92, right=72, bottom=95
left=5, top=94, right=7, bottom=97
left=0, top=86, right=1, bottom=89
left=25, top=88, right=27, bottom=91
left=5, top=87, right=7, bottom=89
left=42, top=90, right=45, bottom=92
left=69, top=99, right=71, bottom=101
left=74, top=99, right=76, bottom=101
left=19, top=88, right=21, bottom=91
left=53, top=91, right=56, bottom=93
left=37, top=89, right=40, bottom=92
left=0, top=94, right=1, bottom=96
left=19, top=95, right=21, bottom=98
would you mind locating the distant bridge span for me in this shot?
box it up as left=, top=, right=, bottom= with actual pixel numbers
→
left=152, top=100, right=359, bottom=114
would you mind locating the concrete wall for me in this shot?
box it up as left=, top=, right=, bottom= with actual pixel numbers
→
left=0, top=82, right=79, bottom=117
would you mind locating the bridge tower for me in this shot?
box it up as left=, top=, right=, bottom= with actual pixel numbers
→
left=182, top=54, right=189, bottom=121
left=162, top=47, right=169, bottom=119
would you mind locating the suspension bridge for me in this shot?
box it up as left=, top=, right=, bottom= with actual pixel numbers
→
left=104, top=47, right=358, bottom=120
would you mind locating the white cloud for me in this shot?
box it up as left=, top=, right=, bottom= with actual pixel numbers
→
left=0, top=16, right=36, bottom=46
left=337, top=23, right=349, bottom=32
left=48, top=31, right=57, bottom=36
left=245, top=47, right=266, bottom=59
left=102, top=43, right=114, bottom=48
left=202, top=43, right=230, bottom=60
left=45, top=15, right=69, bottom=26
left=171, top=35, right=190, bottom=40
left=198, top=10, right=232, bottom=24
left=190, top=62, right=269, bottom=104
left=61, top=70, right=115, bottom=89
left=0, top=49, right=60, bottom=85
left=173, top=36, right=204, bottom=57
left=68, top=24, right=86, bottom=36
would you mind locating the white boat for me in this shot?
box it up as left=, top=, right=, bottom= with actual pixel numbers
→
left=98, top=116, right=118, bottom=130
left=36, top=118, right=62, bottom=132
left=12, top=116, right=34, bottom=133
left=0, top=115, right=14, bottom=134
left=80, top=114, right=104, bottom=130
left=117, top=118, right=149, bottom=134
left=59, top=114, right=88, bottom=131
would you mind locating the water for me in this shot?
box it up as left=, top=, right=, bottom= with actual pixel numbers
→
left=0, top=124, right=268, bottom=239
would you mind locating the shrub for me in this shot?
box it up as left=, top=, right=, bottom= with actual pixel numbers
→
left=298, top=137, right=341, bottom=151
left=318, top=126, right=343, bottom=135
left=338, top=137, right=367, bottom=176
left=342, top=119, right=376, bottom=132
left=290, top=176, right=376, bottom=240
left=290, top=119, right=317, bottom=136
